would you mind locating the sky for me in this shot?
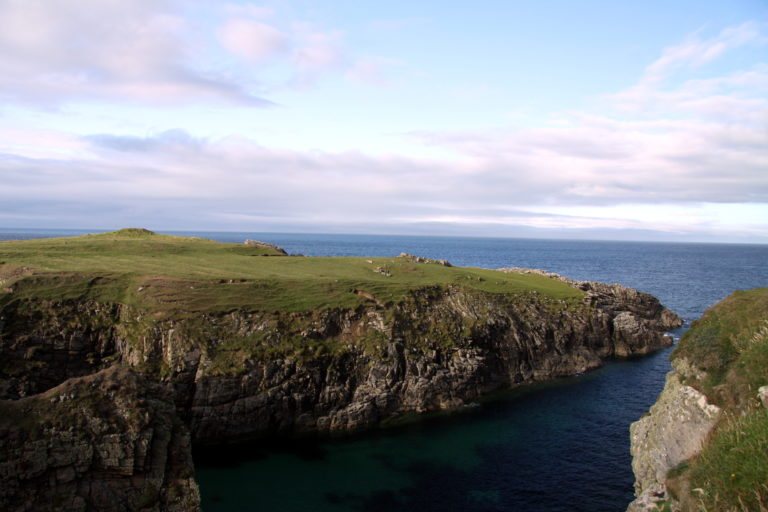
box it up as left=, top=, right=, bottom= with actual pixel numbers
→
left=1, top=0, right=767, bottom=243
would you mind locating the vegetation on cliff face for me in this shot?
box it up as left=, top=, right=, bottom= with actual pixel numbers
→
left=0, top=230, right=682, bottom=511
left=673, top=288, right=768, bottom=410
left=664, top=288, right=768, bottom=511
left=0, top=229, right=589, bottom=390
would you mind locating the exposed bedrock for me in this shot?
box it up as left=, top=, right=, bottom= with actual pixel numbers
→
left=627, top=287, right=768, bottom=512
left=1, top=278, right=681, bottom=445
left=183, top=286, right=679, bottom=442
left=0, top=367, right=199, bottom=512
left=627, top=359, right=721, bottom=511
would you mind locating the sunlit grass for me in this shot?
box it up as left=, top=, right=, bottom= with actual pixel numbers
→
left=0, top=229, right=582, bottom=313
left=673, top=288, right=768, bottom=408
left=667, top=287, right=768, bottom=511
left=686, top=409, right=768, bottom=511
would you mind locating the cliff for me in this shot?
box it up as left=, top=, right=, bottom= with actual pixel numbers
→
left=1, top=281, right=680, bottom=443
left=627, top=288, right=768, bottom=512
left=0, top=230, right=682, bottom=510
left=0, top=367, right=199, bottom=512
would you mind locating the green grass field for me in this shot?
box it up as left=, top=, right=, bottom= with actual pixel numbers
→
left=673, top=287, right=768, bottom=408
left=0, top=229, right=582, bottom=313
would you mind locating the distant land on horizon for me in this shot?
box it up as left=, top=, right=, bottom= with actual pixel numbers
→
left=0, top=224, right=765, bottom=246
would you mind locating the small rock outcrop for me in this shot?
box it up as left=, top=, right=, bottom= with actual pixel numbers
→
left=113, top=228, right=156, bottom=236
left=500, top=269, right=682, bottom=356
left=759, top=386, right=768, bottom=409
left=243, top=239, right=288, bottom=255
left=398, top=253, right=452, bottom=266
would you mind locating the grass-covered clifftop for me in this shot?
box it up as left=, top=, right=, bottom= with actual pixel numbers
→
left=0, top=229, right=683, bottom=510
left=0, top=229, right=680, bottom=434
left=667, top=288, right=768, bottom=511
left=0, top=228, right=582, bottom=314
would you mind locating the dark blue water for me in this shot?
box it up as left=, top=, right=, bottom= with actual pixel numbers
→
left=3, top=229, right=767, bottom=511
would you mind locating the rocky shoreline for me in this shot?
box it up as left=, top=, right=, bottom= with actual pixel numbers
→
left=0, top=269, right=681, bottom=511
left=626, top=288, right=768, bottom=511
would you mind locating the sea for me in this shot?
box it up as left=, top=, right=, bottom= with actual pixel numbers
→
left=2, top=228, right=767, bottom=512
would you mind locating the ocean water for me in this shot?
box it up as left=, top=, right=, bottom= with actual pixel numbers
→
left=2, top=229, right=767, bottom=511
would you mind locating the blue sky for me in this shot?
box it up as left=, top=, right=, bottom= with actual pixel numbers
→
left=1, top=0, right=766, bottom=242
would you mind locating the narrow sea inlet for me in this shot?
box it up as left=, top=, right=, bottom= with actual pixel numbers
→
left=194, top=349, right=675, bottom=512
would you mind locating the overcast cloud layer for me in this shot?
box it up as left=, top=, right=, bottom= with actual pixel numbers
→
left=0, top=1, right=766, bottom=242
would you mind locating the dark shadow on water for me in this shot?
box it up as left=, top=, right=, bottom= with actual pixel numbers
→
left=192, top=365, right=612, bottom=469
left=193, top=436, right=331, bottom=468
left=195, top=349, right=675, bottom=512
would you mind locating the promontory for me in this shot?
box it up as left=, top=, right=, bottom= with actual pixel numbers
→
left=0, top=229, right=681, bottom=511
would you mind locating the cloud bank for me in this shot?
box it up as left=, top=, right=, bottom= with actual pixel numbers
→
left=0, top=0, right=368, bottom=106
left=0, top=7, right=765, bottom=242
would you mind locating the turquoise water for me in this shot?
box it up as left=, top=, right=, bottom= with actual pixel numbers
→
left=3, top=229, right=767, bottom=511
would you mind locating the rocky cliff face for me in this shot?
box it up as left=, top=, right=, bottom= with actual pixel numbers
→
left=627, top=288, right=768, bottom=512
left=0, top=367, right=199, bottom=512
left=183, top=283, right=680, bottom=441
left=0, top=274, right=681, bottom=510
left=627, top=359, right=721, bottom=511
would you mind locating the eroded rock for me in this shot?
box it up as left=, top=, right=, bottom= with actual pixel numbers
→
left=0, top=270, right=681, bottom=509
left=627, top=359, right=721, bottom=511
left=0, top=367, right=199, bottom=512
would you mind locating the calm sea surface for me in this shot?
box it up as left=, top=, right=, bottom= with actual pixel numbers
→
left=2, top=229, right=767, bottom=511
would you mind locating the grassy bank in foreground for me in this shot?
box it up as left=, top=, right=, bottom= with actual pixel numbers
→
left=668, top=287, right=768, bottom=511
left=0, top=228, right=582, bottom=313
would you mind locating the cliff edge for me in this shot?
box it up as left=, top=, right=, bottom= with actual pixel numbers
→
left=627, top=288, right=768, bottom=512
left=0, top=230, right=682, bottom=511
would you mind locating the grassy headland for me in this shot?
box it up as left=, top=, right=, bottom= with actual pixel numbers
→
left=668, top=287, right=768, bottom=511
left=0, top=228, right=582, bottom=314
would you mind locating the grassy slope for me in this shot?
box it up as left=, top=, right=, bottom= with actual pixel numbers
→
left=0, top=229, right=582, bottom=314
left=668, top=288, right=768, bottom=511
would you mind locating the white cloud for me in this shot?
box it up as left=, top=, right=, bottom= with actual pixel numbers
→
left=346, top=56, right=402, bottom=86
left=642, top=21, right=765, bottom=84
left=291, top=24, right=345, bottom=84
left=0, top=0, right=410, bottom=109
left=415, top=116, right=767, bottom=206
left=0, top=0, right=370, bottom=106
left=613, top=22, right=768, bottom=122
left=0, top=103, right=765, bottom=239
left=218, top=19, right=287, bottom=63
left=0, top=0, right=272, bottom=106
left=412, top=22, right=768, bottom=210
left=0, top=16, right=764, bottom=241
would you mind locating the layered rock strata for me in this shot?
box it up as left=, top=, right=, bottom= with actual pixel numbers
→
left=0, top=272, right=681, bottom=509
left=0, top=367, right=199, bottom=512
left=627, top=360, right=721, bottom=511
